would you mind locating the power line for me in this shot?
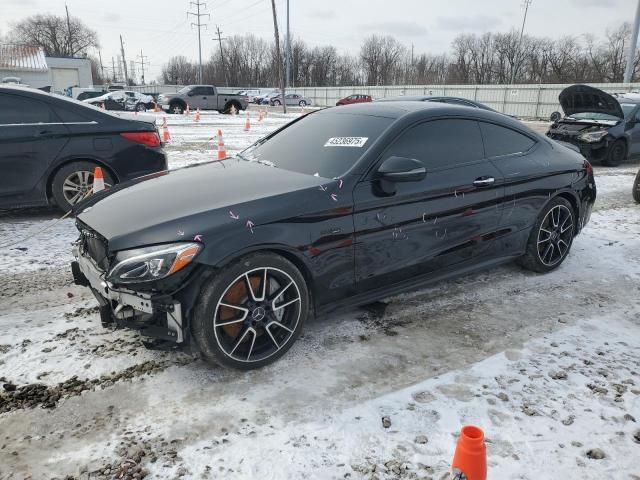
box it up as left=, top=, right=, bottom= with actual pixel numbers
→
left=188, top=0, right=210, bottom=84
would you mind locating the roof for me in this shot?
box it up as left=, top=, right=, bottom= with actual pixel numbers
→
left=325, top=100, right=454, bottom=119
left=0, top=45, right=48, bottom=71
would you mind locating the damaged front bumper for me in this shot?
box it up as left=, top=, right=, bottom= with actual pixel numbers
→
left=71, top=245, right=186, bottom=346
left=547, top=132, right=611, bottom=162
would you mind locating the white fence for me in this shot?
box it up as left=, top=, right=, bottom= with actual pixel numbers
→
left=287, top=83, right=640, bottom=120
left=117, top=82, right=640, bottom=120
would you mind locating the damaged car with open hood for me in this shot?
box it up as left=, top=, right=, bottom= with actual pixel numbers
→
left=546, top=84, right=640, bottom=166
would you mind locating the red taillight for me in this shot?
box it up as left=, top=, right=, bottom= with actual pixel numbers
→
left=120, top=131, right=160, bottom=147
left=583, top=160, right=593, bottom=176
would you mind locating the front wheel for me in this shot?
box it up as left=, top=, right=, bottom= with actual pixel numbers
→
left=602, top=139, right=626, bottom=167
left=191, top=253, right=309, bottom=370
left=50, top=161, right=114, bottom=212
left=135, top=103, right=146, bottom=112
left=633, top=169, right=640, bottom=203
left=299, top=100, right=307, bottom=107
left=517, top=197, right=575, bottom=273
left=272, top=100, right=281, bottom=106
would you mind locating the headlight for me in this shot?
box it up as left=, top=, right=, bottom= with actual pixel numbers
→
left=578, top=130, right=609, bottom=143
left=107, top=242, right=201, bottom=284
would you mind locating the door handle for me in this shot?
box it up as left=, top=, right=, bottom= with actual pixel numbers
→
left=473, top=177, right=495, bottom=186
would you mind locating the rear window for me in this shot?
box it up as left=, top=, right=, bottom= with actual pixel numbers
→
left=240, top=112, right=393, bottom=178
left=479, top=122, right=535, bottom=158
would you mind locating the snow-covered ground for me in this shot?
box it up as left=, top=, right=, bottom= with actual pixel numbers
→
left=0, top=111, right=639, bottom=480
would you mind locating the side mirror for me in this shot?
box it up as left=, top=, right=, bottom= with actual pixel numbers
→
left=375, top=156, right=426, bottom=195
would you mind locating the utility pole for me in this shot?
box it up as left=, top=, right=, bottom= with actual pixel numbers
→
left=111, top=56, right=116, bottom=82
left=510, top=0, right=532, bottom=85
left=214, top=26, right=228, bottom=86
left=270, top=0, right=286, bottom=113
left=188, top=1, right=209, bottom=84
left=285, top=0, right=291, bottom=89
left=624, top=0, right=640, bottom=83
left=65, top=4, right=73, bottom=56
left=98, top=50, right=105, bottom=82
left=120, top=35, right=129, bottom=86
left=136, top=50, right=149, bottom=85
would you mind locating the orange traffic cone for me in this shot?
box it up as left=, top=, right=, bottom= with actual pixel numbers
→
left=451, top=425, right=486, bottom=480
left=230, top=104, right=237, bottom=115
left=244, top=112, right=251, bottom=131
left=154, top=102, right=161, bottom=112
left=101, top=102, right=105, bottom=110
left=217, top=129, right=226, bottom=160
left=195, top=108, right=201, bottom=122
left=162, top=117, right=171, bottom=142
left=92, top=166, right=105, bottom=194
left=185, top=104, right=190, bottom=116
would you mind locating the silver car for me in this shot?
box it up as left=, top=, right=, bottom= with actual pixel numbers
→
left=270, top=93, right=312, bottom=107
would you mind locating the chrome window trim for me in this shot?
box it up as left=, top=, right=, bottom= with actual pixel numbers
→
left=0, top=121, right=99, bottom=127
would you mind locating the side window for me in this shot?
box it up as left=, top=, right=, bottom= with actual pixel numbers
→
left=479, top=122, right=536, bottom=158
left=203, top=87, right=215, bottom=95
left=0, top=94, right=54, bottom=124
left=384, top=119, right=484, bottom=170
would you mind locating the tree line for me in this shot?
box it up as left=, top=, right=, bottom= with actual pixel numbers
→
left=2, top=14, right=638, bottom=87
left=162, top=23, right=639, bottom=87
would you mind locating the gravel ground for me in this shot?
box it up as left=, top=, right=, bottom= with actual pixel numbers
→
left=0, top=111, right=639, bottom=480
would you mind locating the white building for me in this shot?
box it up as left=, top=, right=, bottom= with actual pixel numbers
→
left=0, top=44, right=93, bottom=94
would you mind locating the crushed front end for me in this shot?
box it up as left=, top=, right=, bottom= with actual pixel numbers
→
left=71, top=221, right=203, bottom=350
left=546, top=122, right=613, bottom=162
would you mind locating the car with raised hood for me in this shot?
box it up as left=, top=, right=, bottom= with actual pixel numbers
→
left=546, top=84, right=640, bottom=166
left=71, top=101, right=596, bottom=370
left=0, top=85, right=167, bottom=212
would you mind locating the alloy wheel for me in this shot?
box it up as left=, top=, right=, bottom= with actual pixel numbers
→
left=62, top=170, right=112, bottom=205
left=537, top=205, right=573, bottom=267
left=213, top=267, right=302, bottom=363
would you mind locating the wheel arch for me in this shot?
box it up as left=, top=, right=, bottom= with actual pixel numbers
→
left=46, top=157, right=119, bottom=201
left=210, top=244, right=317, bottom=314
left=552, top=190, right=580, bottom=234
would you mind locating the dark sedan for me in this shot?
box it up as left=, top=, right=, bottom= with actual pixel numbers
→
left=71, top=102, right=596, bottom=370
left=0, top=85, right=167, bottom=211
left=546, top=84, right=640, bottom=166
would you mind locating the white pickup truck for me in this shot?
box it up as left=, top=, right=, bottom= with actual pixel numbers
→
left=157, top=85, right=249, bottom=114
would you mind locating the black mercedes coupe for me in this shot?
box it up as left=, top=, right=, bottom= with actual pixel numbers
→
left=71, top=102, right=596, bottom=369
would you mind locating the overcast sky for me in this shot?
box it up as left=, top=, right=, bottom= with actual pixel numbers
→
left=0, top=0, right=635, bottom=81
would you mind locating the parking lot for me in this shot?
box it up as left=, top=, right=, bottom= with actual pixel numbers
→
left=0, top=110, right=639, bottom=479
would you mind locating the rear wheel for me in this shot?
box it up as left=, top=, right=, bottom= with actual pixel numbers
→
left=633, top=169, right=640, bottom=203
left=192, top=253, right=309, bottom=370
left=51, top=161, right=114, bottom=212
left=602, top=139, right=626, bottom=167
left=299, top=100, right=307, bottom=107
left=272, top=99, right=281, bottom=106
left=517, top=197, right=575, bottom=273
left=170, top=102, right=184, bottom=115
left=135, top=103, right=146, bottom=112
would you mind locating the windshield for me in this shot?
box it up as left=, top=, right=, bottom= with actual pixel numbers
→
left=239, top=112, right=393, bottom=178
left=621, top=103, right=637, bottom=119
left=567, top=112, right=621, bottom=121
left=177, top=86, right=191, bottom=94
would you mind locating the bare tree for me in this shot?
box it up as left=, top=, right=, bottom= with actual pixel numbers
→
left=7, top=14, right=98, bottom=57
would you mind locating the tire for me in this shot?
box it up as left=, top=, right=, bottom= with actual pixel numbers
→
left=135, top=103, right=146, bottom=112
left=272, top=100, right=281, bottom=106
left=191, top=252, right=309, bottom=370
left=169, top=102, right=184, bottom=115
left=50, top=161, right=115, bottom=212
left=299, top=100, right=307, bottom=107
left=222, top=102, right=241, bottom=114
left=601, top=139, right=627, bottom=167
left=633, top=169, right=640, bottom=203
left=550, top=111, right=562, bottom=122
left=517, top=197, right=575, bottom=273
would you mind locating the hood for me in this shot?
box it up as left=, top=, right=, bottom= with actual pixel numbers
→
left=559, top=85, right=623, bottom=119
left=77, top=160, right=327, bottom=251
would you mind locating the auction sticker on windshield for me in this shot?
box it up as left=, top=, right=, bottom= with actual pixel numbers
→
left=324, top=137, right=368, bottom=147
